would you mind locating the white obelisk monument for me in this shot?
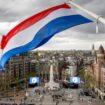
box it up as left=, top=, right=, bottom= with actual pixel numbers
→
left=45, top=60, right=59, bottom=90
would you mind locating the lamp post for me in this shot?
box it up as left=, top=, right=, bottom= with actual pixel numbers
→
left=24, top=78, right=28, bottom=104
left=13, top=86, right=16, bottom=104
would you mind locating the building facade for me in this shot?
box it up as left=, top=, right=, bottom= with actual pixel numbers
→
left=0, top=52, right=33, bottom=91
left=86, top=45, right=105, bottom=99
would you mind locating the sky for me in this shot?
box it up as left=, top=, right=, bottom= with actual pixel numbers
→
left=0, top=0, right=105, bottom=50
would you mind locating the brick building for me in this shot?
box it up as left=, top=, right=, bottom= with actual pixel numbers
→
left=86, top=45, right=105, bottom=99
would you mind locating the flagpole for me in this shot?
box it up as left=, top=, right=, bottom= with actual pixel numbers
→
left=66, top=0, right=105, bottom=25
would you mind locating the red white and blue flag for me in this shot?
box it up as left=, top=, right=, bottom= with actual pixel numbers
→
left=0, top=3, right=92, bottom=70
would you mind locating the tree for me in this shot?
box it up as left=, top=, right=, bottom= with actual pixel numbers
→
left=84, top=72, right=95, bottom=89
left=78, top=69, right=85, bottom=81
left=79, top=69, right=95, bottom=89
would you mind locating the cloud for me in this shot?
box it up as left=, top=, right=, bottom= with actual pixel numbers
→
left=0, top=0, right=104, bottom=22
left=0, top=21, right=18, bottom=35
left=0, top=0, right=64, bottom=22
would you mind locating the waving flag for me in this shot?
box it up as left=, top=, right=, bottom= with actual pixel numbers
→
left=0, top=3, right=92, bottom=70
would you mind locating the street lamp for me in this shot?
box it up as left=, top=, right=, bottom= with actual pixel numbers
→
left=13, top=86, right=16, bottom=104
left=24, top=78, right=28, bottom=104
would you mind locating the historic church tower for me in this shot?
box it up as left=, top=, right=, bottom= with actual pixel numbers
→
left=97, top=45, right=105, bottom=64
left=92, top=44, right=96, bottom=56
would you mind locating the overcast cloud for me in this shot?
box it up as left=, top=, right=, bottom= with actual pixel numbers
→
left=0, top=0, right=105, bottom=50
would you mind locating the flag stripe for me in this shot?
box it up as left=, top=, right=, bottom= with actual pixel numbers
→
left=36, top=15, right=92, bottom=48
left=3, top=9, right=77, bottom=54
left=0, top=15, right=92, bottom=68
left=1, top=3, right=70, bottom=49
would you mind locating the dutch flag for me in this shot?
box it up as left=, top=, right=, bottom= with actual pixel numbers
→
left=0, top=3, right=92, bottom=70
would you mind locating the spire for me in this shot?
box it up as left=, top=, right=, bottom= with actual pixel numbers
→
left=92, top=44, right=94, bottom=50
left=97, top=44, right=105, bottom=64
left=92, top=44, right=95, bottom=56
left=99, top=45, right=104, bottom=54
